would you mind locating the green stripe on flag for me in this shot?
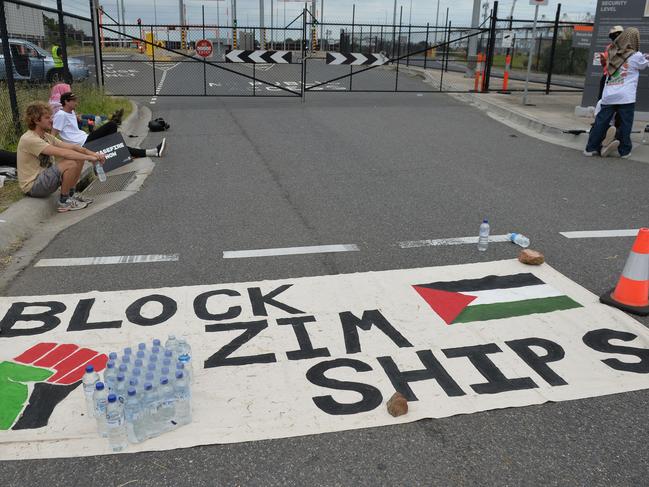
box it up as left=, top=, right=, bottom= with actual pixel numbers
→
left=453, top=295, right=582, bottom=323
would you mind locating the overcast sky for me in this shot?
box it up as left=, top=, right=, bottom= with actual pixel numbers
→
left=56, top=0, right=597, bottom=26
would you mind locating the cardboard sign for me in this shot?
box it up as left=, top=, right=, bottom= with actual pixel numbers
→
left=83, top=132, right=132, bottom=173
left=3, top=260, right=649, bottom=460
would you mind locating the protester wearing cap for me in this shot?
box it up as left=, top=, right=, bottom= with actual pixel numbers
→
left=52, top=92, right=166, bottom=159
left=585, top=28, right=649, bottom=159
left=594, top=25, right=625, bottom=149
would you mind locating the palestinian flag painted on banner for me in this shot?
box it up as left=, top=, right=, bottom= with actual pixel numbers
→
left=413, top=273, right=582, bottom=325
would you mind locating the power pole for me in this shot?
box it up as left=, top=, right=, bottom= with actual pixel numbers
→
left=392, top=0, right=397, bottom=57
left=260, top=0, right=265, bottom=49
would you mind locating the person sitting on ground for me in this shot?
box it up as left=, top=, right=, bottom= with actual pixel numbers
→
left=584, top=28, right=648, bottom=159
left=0, top=149, right=17, bottom=168
left=49, top=83, right=107, bottom=130
left=17, top=101, right=106, bottom=212
left=52, top=92, right=166, bottom=158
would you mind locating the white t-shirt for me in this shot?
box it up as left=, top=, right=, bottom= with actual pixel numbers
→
left=52, top=109, right=88, bottom=145
left=602, top=52, right=649, bottom=105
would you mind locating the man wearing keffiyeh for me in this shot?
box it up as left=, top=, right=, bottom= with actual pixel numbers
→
left=584, top=28, right=648, bottom=159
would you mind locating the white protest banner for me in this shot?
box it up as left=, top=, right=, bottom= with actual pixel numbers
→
left=2, top=260, right=649, bottom=460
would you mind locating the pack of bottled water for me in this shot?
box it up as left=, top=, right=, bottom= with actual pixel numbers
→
left=82, top=335, right=193, bottom=452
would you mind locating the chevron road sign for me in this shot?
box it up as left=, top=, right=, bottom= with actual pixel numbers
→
left=225, top=50, right=292, bottom=63
left=326, top=52, right=389, bottom=66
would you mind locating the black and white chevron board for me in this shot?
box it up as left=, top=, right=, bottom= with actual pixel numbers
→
left=326, top=52, right=389, bottom=66
left=225, top=50, right=292, bottom=63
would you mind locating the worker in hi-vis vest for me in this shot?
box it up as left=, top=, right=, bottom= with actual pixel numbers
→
left=51, top=44, right=63, bottom=68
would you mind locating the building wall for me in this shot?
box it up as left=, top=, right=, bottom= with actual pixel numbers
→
left=5, top=1, right=46, bottom=41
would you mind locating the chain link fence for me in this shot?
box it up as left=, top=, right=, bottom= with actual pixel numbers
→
left=0, top=0, right=100, bottom=150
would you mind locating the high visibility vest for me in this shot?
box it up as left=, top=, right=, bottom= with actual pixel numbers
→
left=51, top=45, right=63, bottom=68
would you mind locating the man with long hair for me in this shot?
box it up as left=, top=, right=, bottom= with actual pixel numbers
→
left=17, top=101, right=106, bottom=212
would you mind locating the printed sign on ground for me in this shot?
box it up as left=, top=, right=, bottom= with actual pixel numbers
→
left=2, top=260, right=649, bottom=460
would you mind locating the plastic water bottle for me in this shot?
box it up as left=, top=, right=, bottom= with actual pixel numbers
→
left=507, top=232, right=530, bottom=248
left=103, top=360, right=117, bottom=391
left=93, top=382, right=109, bottom=437
left=163, top=349, right=175, bottom=363
left=137, top=342, right=147, bottom=354
left=177, top=338, right=193, bottom=382
left=82, top=365, right=99, bottom=416
left=122, top=355, right=131, bottom=368
left=136, top=350, right=146, bottom=360
left=95, top=162, right=107, bottom=183
left=124, top=387, right=144, bottom=443
left=147, top=363, right=157, bottom=383
left=142, top=382, right=160, bottom=438
left=165, top=335, right=179, bottom=352
left=174, top=371, right=191, bottom=426
left=478, top=219, right=490, bottom=252
left=152, top=339, right=162, bottom=348
left=118, top=363, right=128, bottom=376
left=123, top=347, right=132, bottom=357
left=134, top=358, right=143, bottom=370
left=158, top=377, right=175, bottom=430
left=106, top=394, right=128, bottom=452
left=129, top=377, right=139, bottom=392
left=108, top=352, right=118, bottom=361
left=115, top=372, right=127, bottom=400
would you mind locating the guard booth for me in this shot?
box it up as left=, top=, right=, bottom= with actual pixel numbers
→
left=339, top=30, right=350, bottom=55
left=580, top=0, right=649, bottom=119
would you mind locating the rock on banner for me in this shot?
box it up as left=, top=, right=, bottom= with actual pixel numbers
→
left=2, top=259, right=649, bottom=460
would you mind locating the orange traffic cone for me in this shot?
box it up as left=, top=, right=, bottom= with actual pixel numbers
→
left=600, top=228, right=649, bottom=315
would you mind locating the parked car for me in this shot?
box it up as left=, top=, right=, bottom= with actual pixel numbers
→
left=0, top=38, right=89, bottom=83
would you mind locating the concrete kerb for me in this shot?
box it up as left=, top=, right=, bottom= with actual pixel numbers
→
left=0, top=101, right=156, bottom=292
left=400, top=64, right=649, bottom=164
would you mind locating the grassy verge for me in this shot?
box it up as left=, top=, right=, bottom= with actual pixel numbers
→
left=0, top=180, right=24, bottom=213
left=0, top=82, right=131, bottom=212
left=0, top=81, right=132, bottom=151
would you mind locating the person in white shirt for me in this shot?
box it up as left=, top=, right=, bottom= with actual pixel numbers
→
left=52, top=92, right=166, bottom=159
left=584, top=28, right=648, bottom=159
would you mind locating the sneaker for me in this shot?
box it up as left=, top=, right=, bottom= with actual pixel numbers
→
left=583, top=149, right=598, bottom=157
left=620, top=153, right=631, bottom=159
left=601, top=140, right=620, bottom=157
left=57, top=197, right=88, bottom=213
left=602, top=126, right=617, bottom=147
left=72, top=192, right=94, bottom=204
left=157, top=138, right=166, bottom=157
left=109, top=108, right=125, bottom=126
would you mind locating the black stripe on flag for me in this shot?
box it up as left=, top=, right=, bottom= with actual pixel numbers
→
left=416, top=273, right=544, bottom=293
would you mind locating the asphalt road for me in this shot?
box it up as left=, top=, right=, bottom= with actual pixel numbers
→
left=2, top=92, right=649, bottom=486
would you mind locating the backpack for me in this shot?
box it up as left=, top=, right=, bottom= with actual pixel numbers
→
left=148, top=117, right=170, bottom=132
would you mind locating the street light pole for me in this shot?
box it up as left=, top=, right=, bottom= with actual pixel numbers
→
left=522, top=3, right=540, bottom=105
left=260, top=0, right=265, bottom=49
left=434, top=0, right=440, bottom=42
left=392, top=0, right=397, bottom=57
left=466, top=0, right=481, bottom=76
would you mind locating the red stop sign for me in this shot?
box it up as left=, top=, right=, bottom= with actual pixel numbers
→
left=196, top=39, right=213, bottom=58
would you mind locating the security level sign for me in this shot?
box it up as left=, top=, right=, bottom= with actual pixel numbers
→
left=195, top=39, right=213, bottom=58
left=529, top=0, right=549, bottom=5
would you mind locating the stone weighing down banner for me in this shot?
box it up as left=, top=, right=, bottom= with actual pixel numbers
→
left=3, top=260, right=649, bottom=460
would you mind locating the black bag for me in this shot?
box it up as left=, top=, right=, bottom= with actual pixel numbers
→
left=148, top=117, right=170, bottom=132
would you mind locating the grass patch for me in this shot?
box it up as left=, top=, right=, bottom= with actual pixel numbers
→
left=0, top=81, right=132, bottom=152
left=0, top=180, right=24, bottom=213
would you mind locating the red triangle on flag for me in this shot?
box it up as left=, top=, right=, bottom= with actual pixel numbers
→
left=413, top=286, right=477, bottom=325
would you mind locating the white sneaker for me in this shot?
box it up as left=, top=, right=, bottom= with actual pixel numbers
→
left=57, top=197, right=88, bottom=213
left=157, top=138, right=166, bottom=157
left=621, top=153, right=631, bottom=159
left=602, top=126, right=617, bottom=147
left=601, top=140, right=620, bottom=157
left=583, top=150, right=598, bottom=157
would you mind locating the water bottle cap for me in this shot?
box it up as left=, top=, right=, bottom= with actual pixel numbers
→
left=160, top=377, right=169, bottom=385
left=108, top=352, right=118, bottom=360
left=144, top=382, right=152, bottom=390
left=136, top=350, right=145, bottom=359
left=175, top=370, right=184, bottom=379
left=85, top=365, right=94, bottom=373
left=483, top=219, right=488, bottom=224
left=153, top=339, right=161, bottom=346
left=117, top=372, right=125, bottom=381
left=122, top=356, right=130, bottom=363
left=151, top=346, right=160, bottom=354
left=149, top=354, right=158, bottom=362
left=95, top=382, right=105, bottom=390
left=127, top=387, right=136, bottom=396
left=164, top=350, right=173, bottom=357
left=124, top=347, right=132, bottom=355
left=107, top=393, right=117, bottom=402
left=119, top=364, right=127, bottom=372
left=129, top=378, right=138, bottom=386
left=147, top=363, right=156, bottom=371
left=161, top=367, right=169, bottom=375
left=168, top=334, right=176, bottom=340
left=138, top=343, right=146, bottom=350
left=176, top=362, right=184, bottom=369
left=135, top=359, right=143, bottom=367
left=163, top=358, right=171, bottom=366
left=145, top=372, right=154, bottom=381
left=132, top=368, right=141, bottom=376
left=106, top=360, right=115, bottom=369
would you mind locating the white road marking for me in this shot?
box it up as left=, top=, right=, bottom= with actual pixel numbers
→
left=399, top=235, right=511, bottom=248
left=560, top=229, right=640, bottom=239
left=223, top=244, right=359, bottom=259
left=35, top=254, right=180, bottom=267
left=0, top=219, right=5, bottom=223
